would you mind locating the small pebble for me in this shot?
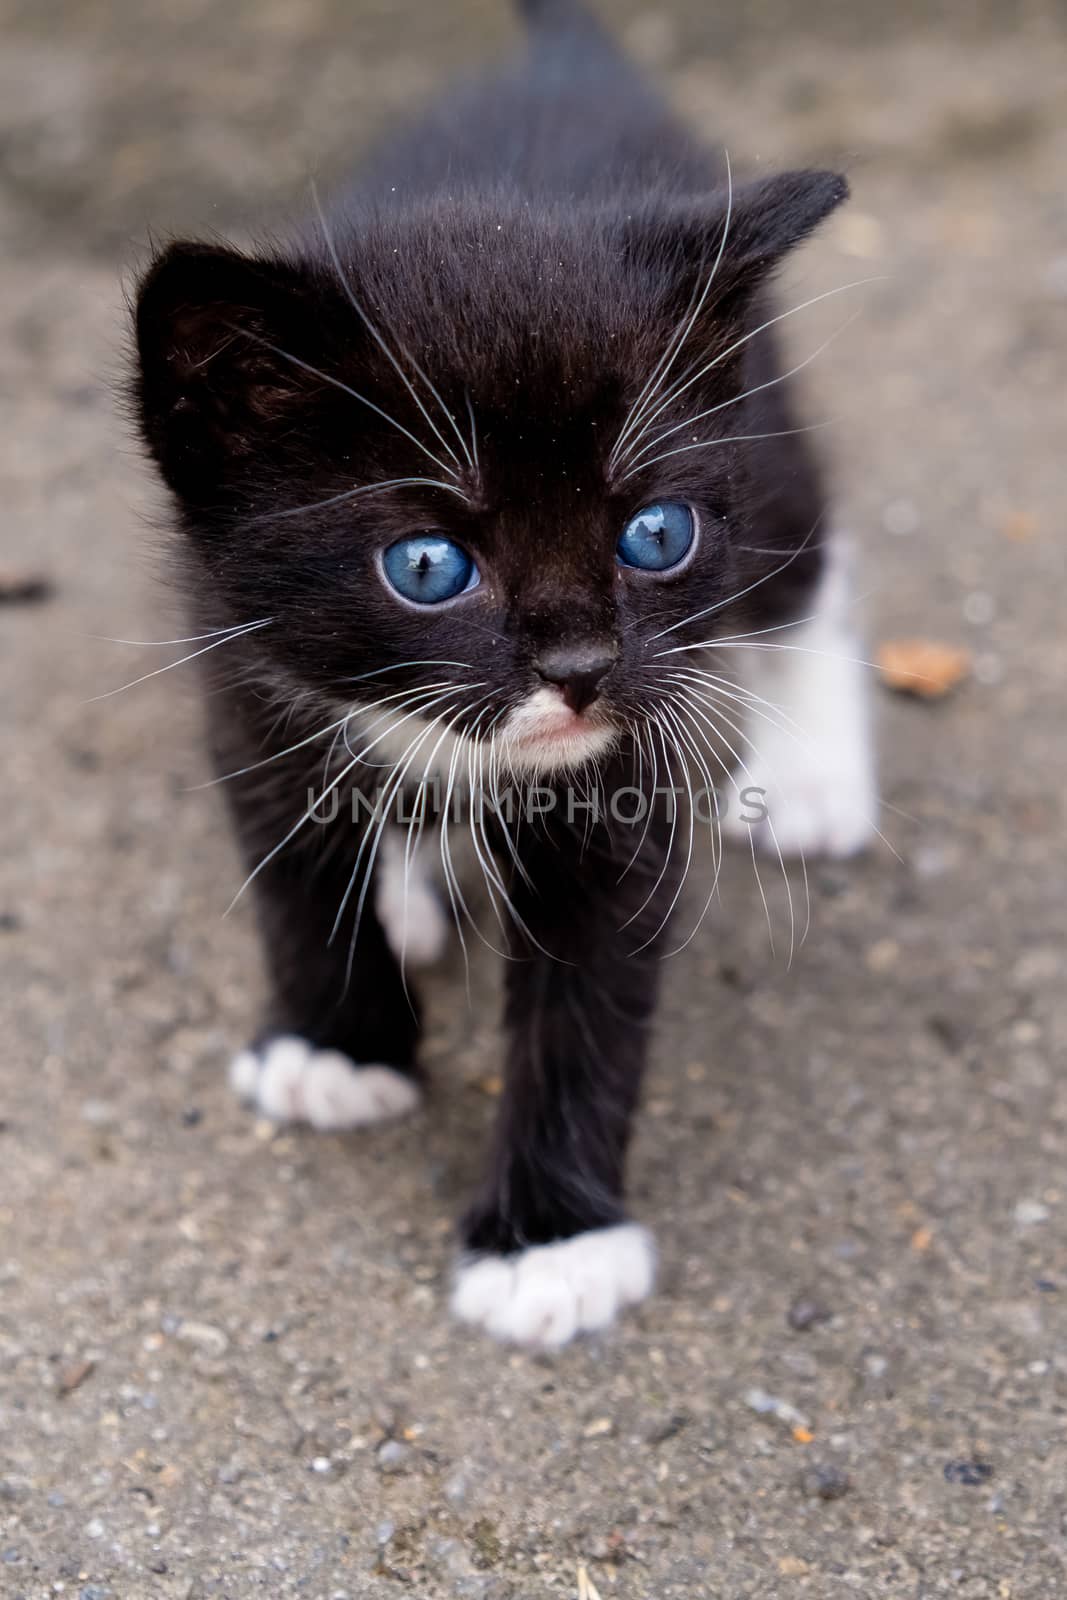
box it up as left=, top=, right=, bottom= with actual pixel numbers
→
left=80, top=1100, right=116, bottom=1128
left=376, top=1439, right=413, bottom=1474
left=744, top=1388, right=811, bottom=1431
left=311, top=1456, right=332, bottom=1474
left=646, top=1411, right=689, bottom=1444
left=425, top=1535, right=469, bottom=1578
left=84, top=1519, right=105, bottom=1540
left=787, top=1295, right=832, bottom=1332
left=944, top=1459, right=994, bottom=1486
left=1014, top=1199, right=1050, bottom=1226
left=443, top=1470, right=470, bottom=1507
left=801, top=1463, right=851, bottom=1501
left=57, top=1358, right=96, bottom=1397
left=174, top=1320, right=229, bottom=1355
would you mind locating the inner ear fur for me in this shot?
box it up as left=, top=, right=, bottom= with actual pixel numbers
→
left=134, top=242, right=322, bottom=498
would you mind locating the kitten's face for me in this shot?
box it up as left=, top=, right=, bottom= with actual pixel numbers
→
left=135, top=176, right=844, bottom=776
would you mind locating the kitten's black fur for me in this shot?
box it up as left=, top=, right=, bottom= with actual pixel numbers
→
left=134, top=1, right=845, bottom=1285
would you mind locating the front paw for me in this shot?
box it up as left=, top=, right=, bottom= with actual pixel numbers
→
left=724, top=724, right=876, bottom=860
left=451, top=1224, right=655, bottom=1348
left=229, top=1035, right=420, bottom=1130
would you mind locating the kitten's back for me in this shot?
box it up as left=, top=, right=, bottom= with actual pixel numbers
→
left=354, top=0, right=716, bottom=204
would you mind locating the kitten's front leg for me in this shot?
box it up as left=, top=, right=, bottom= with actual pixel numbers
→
left=222, top=766, right=423, bottom=1132
left=724, top=536, right=876, bottom=858
left=453, top=819, right=671, bottom=1348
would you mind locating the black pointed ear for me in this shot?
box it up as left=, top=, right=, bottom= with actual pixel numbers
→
left=714, top=168, right=848, bottom=284
left=625, top=168, right=848, bottom=316
left=134, top=242, right=321, bottom=503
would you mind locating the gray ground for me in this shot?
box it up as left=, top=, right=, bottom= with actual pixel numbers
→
left=2, top=1, right=1066, bottom=1595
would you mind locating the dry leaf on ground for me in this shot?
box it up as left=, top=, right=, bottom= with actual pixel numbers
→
left=876, top=638, right=971, bottom=698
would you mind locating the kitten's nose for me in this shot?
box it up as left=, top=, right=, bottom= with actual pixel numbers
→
left=534, top=639, right=618, bottom=714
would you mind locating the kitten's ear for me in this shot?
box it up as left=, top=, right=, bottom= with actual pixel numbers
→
left=710, top=168, right=848, bottom=286
left=630, top=169, right=849, bottom=314
left=134, top=242, right=318, bottom=503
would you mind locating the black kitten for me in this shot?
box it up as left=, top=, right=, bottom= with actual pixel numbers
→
left=134, top=0, right=874, bottom=1347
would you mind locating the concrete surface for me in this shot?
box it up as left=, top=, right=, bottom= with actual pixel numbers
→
left=2, top=2, right=1066, bottom=1595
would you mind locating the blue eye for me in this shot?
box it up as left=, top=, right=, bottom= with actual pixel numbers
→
left=617, top=502, right=695, bottom=572
left=382, top=536, right=477, bottom=605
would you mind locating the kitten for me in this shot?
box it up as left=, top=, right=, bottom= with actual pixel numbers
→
left=133, top=0, right=875, bottom=1348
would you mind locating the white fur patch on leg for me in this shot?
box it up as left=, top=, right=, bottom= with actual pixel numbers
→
left=375, top=826, right=450, bottom=968
left=451, top=1223, right=655, bottom=1348
left=724, top=537, right=876, bottom=858
left=229, top=1035, right=420, bottom=1130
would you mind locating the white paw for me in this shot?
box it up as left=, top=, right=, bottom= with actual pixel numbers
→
left=376, top=828, right=450, bottom=968
left=723, top=536, right=876, bottom=859
left=451, top=1224, right=655, bottom=1349
left=229, top=1035, right=420, bottom=1130
left=725, top=722, right=876, bottom=859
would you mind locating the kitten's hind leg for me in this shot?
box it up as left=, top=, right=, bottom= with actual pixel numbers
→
left=724, top=536, right=876, bottom=858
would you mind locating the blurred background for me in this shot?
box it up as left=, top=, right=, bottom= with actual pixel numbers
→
left=2, top=2, right=1066, bottom=1596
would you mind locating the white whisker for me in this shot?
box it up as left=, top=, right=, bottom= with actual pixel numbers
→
left=621, top=419, right=832, bottom=482
left=243, top=476, right=470, bottom=526
left=610, top=150, right=734, bottom=470
left=86, top=618, right=272, bottom=703
left=623, top=308, right=861, bottom=469
left=194, top=678, right=465, bottom=790
left=627, top=705, right=697, bottom=954
left=619, top=721, right=679, bottom=934
left=339, top=692, right=494, bottom=982
left=229, top=683, right=459, bottom=916
left=669, top=683, right=802, bottom=962
left=89, top=622, right=266, bottom=647
left=649, top=516, right=824, bottom=645
left=618, top=275, right=884, bottom=455
left=233, top=328, right=461, bottom=482
left=465, top=392, right=480, bottom=479
left=311, top=179, right=474, bottom=476
left=651, top=698, right=727, bottom=954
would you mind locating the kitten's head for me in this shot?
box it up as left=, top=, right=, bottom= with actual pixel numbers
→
left=135, top=171, right=845, bottom=777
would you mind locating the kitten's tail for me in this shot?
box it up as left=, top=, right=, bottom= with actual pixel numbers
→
left=516, top=0, right=598, bottom=33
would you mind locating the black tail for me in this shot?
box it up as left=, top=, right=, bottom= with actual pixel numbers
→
left=516, top=0, right=596, bottom=31
left=516, top=0, right=620, bottom=61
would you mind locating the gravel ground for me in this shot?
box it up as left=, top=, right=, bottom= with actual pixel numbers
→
left=3, top=2, right=1066, bottom=1596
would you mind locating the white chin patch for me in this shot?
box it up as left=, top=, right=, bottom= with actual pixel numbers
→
left=451, top=1223, right=655, bottom=1348
left=500, top=687, right=617, bottom=776
left=229, top=1035, right=420, bottom=1129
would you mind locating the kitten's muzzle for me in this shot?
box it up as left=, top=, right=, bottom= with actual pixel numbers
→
left=534, top=639, right=618, bottom=715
